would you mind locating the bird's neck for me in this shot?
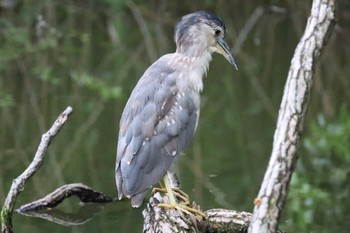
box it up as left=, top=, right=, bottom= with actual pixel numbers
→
left=175, top=47, right=213, bottom=73
left=174, top=49, right=213, bottom=93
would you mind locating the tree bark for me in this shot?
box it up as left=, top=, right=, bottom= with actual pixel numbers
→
left=142, top=191, right=286, bottom=233
left=248, top=0, right=336, bottom=232
left=143, top=192, right=254, bottom=233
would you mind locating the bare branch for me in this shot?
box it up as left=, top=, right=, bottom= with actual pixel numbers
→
left=248, top=0, right=336, bottom=232
left=143, top=193, right=254, bottom=233
left=143, top=173, right=258, bottom=233
left=17, top=183, right=113, bottom=213
left=1, top=107, right=73, bottom=233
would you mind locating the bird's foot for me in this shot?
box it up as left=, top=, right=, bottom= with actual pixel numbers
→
left=152, top=187, right=190, bottom=205
left=158, top=202, right=206, bottom=218
left=151, top=187, right=166, bottom=195
left=153, top=187, right=205, bottom=218
left=153, top=173, right=206, bottom=218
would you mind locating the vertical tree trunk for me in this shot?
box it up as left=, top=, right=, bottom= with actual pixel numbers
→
left=248, top=0, right=336, bottom=232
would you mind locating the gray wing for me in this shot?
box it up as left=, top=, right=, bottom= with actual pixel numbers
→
left=115, top=59, right=199, bottom=207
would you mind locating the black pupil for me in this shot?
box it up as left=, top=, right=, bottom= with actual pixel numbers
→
left=215, top=29, right=221, bottom=35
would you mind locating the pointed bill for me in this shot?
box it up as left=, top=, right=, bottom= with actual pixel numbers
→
left=217, top=38, right=238, bottom=70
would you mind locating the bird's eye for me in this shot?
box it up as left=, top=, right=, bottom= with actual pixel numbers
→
left=214, top=29, right=221, bottom=36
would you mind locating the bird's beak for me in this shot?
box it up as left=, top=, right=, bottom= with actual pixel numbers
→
left=217, top=38, right=238, bottom=70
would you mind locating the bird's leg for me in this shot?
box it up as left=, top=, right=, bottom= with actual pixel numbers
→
left=152, top=173, right=188, bottom=203
left=157, top=173, right=206, bottom=218
left=166, top=171, right=191, bottom=204
left=152, top=187, right=166, bottom=194
left=153, top=188, right=190, bottom=205
left=152, top=180, right=166, bottom=194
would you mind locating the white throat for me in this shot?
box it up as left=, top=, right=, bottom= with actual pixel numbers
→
left=174, top=50, right=213, bottom=93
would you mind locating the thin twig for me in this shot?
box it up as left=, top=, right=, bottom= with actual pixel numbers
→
left=1, top=107, right=73, bottom=233
left=233, top=6, right=264, bottom=54
left=127, top=1, right=158, bottom=62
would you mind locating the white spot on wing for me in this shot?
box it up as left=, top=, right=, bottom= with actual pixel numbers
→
left=161, top=101, right=167, bottom=110
left=194, top=109, right=200, bottom=131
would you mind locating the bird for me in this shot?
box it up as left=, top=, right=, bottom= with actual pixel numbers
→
left=115, top=11, right=237, bottom=213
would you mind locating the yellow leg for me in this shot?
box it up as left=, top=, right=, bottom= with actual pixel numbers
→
left=152, top=187, right=166, bottom=194
left=152, top=186, right=189, bottom=205
left=157, top=174, right=206, bottom=218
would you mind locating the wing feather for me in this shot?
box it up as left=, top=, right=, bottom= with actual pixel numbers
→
left=115, top=56, right=200, bottom=206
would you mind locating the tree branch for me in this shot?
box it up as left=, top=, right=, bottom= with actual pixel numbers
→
left=1, top=107, right=73, bottom=233
left=248, top=0, right=336, bottom=232
left=143, top=191, right=255, bottom=233
left=17, top=183, right=113, bottom=213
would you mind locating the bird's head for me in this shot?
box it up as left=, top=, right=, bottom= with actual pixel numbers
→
left=175, top=11, right=238, bottom=70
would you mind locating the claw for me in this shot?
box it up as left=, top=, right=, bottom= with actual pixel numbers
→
left=155, top=174, right=206, bottom=218
left=153, top=187, right=189, bottom=204
left=152, top=187, right=166, bottom=195
left=158, top=203, right=206, bottom=218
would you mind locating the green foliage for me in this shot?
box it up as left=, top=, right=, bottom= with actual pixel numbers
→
left=0, top=91, right=14, bottom=108
left=284, top=106, right=350, bottom=231
left=102, top=0, right=127, bottom=10
left=0, top=27, right=29, bottom=61
left=71, top=71, right=122, bottom=101
left=304, top=106, right=350, bottom=163
left=0, top=1, right=125, bottom=110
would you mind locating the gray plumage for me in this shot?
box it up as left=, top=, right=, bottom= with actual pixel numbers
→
left=115, top=11, right=237, bottom=207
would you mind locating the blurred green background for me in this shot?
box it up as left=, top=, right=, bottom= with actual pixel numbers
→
left=1, top=0, right=349, bottom=232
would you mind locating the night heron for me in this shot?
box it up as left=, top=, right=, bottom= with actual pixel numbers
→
left=115, top=11, right=237, bottom=214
